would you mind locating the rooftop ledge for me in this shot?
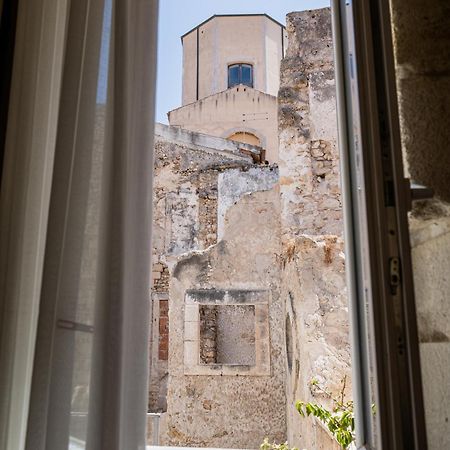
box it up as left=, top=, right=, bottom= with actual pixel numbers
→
left=154, top=122, right=266, bottom=163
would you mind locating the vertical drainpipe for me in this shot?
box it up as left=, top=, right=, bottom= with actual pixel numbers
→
left=281, top=25, right=285, bottom=58
left=196, top=27, right=199, bottom=101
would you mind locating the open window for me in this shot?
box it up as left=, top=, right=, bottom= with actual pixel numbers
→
left=2, top=2, right=449, bottom=450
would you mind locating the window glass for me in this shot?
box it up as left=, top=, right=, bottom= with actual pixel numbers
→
left=228, top=63, right=253, bottom=88
left=241, top=64, right=252, bottom=86
left=228, top=65, right=240, bottom=87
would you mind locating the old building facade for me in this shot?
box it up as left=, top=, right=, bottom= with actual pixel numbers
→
left=168, top=14, right=288, bottom=162
left=278, top=10, right=350, bottom=448
left=149, top=9, right=350, bottom=450
left=148, top=124, right=285, bottom=447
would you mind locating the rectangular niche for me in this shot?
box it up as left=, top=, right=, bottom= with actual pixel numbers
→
left=184, top=289, right=270, bottom=376
left=199, top=304, right=256, bottom=366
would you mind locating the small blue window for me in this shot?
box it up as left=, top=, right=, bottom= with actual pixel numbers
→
left=228, top=64, right=253, bottom=88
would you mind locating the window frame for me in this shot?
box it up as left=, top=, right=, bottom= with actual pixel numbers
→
left=331, top=0, right=427, bottom=448
left=227, top=63, right=253, bottom=88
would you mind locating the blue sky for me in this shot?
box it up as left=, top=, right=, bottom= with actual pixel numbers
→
left=156, top=0, right=329, bottom=123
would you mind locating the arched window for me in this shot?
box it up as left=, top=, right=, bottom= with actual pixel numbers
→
left=227, top=131, right=261, bottom=147
left=228, top=63, right=253, bottom=88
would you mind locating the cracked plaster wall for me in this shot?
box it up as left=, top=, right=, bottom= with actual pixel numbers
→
left=279, top=9, right=350, bottom=450
left=149, top=125, right=263, bottom=415
left=149, top=124, right=283, bottom=447
left=165, top=189, right=286, bottom=448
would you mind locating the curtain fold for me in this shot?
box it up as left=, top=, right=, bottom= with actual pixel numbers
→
left=88, top=1, right=158, bottom=448
left=25, top=1, right=158, bottom=449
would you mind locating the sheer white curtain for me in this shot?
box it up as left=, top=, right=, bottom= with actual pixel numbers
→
left=0, top=0, right=157, bottom=449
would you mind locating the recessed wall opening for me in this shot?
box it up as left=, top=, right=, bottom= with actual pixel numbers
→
left=199, top=304, right=256, bottom=366
left=228, top=63, right=254, bottom=88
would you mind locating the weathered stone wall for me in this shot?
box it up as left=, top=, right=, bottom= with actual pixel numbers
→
left=149, top=125, right=261, bottom=414
left=279, top=9, right=350, bottom=450
left=166, top=188, right=286, bottom=448
left=391, top=1, right=450, bottom=447
left=151, top=123, right=262, bottom=263
left=278, top=9, right=341, bottom=239
left=149, top=123, right=283, bottom=448
left=281, top=237, right=349, bottom=450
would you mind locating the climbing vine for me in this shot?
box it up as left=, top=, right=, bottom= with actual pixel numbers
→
left=295, top=377, right=355, bottom=449
left=261, top=377, right=374, bottom=450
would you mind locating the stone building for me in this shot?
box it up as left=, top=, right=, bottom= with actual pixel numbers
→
left=149, top=9, right=350, bottom=450
left=0, top=1, right=447, bottom=449
left=168, top=14, right=288, bottom=162
left=148, top=124, right=285, bottom=447
left=278, top=10, right=350, bottom=448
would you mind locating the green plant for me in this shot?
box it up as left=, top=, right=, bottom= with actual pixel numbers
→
left=295, top=377, right=355, bottom=449
left=260, top=437, right=301, bottom=450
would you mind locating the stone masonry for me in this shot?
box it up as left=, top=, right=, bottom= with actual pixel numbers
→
left=279, top=9, right=350, bottom=450
left=149, top=124, right=266, bottom=414
left=167, top=188, right=285, bottom=448
left=148, top=123, right=283, bottom=448
left=149, top=8, right=351, bottom=450
left=149, top=5, right=450, bottom=450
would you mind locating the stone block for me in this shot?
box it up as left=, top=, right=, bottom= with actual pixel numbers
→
left=152, top=271, right=161, bottom=280
left=183, top=340, right=198, bottom=367
left=184, top=304, right=199, bottom=323
left=184, top=322, right=199, bottom=342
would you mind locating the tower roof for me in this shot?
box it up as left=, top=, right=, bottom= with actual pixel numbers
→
left=181, top=14, right=285, bottom=41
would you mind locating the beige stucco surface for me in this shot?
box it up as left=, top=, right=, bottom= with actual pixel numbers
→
left=182, top=15, right=287, bottom=104
left=169, top=86, right=279, bottom=162
left=173, top=14, right=287, bottom=163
